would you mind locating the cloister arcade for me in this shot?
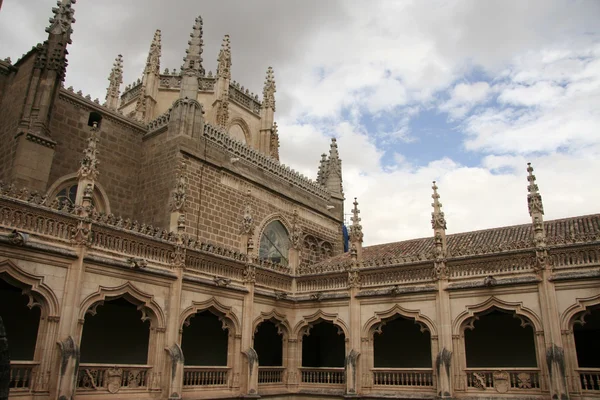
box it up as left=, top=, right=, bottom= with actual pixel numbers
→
left=2, top=264, right=600, bottom=398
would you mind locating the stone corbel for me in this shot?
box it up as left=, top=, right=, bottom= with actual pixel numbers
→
left=242, top=347, right=259, bottom=397
left=56, top=336, right=80, bottom=400
left=345, top=349, right=360, bottom=395
left=165, top=344, right=185, bottom=400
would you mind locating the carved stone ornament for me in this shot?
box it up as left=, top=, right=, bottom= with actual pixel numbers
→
left=213, top=276, right=231, bottom=287
left=170, top=161, right=187, bottom=213
left=290, top=209, right=303, bottom=250
left=243, top=264, right=256, bottom=283
left=240, top=190, right=254, bottom=235
left=7, top=229, right=28, bottom=246
left=107, top=367, right=123, bottom=393
left=516, top=372, right=532, bottom=389
left=127, top=258, right=148, bottom=269
left=493, top=370, right=510, bottom=393
left=348, top=270, right=360, bottom=288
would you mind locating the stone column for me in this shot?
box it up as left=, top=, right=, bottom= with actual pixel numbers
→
left=0, top=317, right=9, bottom=400
left=240, top=263, right=257, bottom=396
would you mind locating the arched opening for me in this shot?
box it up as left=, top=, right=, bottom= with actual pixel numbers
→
left=181, top=310, right=231, bottom=387
left=573, top=306, right=600, bottom=391
left=254, top=320, right=283, bottom=366
left=0, top=277, right=41, bottom=361
left=374, top=316, right=431, bottom=368
left=464, top=309, right=537, bottom=368
left=80, top=297, right=150, bottom=365
left=228, top=124, right=247, bottom=144
left=302, top=321, right=345, bottom=368
left=259, top=220, right=290, bottom=266
left=52, top=180, right=108, bottom=212
left=88, top=111, right=102, bottom=128
left=181, top=310, right=229, bottom=366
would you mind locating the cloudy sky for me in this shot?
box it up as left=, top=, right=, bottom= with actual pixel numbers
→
left=2, top=0, right=599, bottom=246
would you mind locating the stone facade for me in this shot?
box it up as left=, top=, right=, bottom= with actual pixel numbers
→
left=0, top=2, right=599, bottom=400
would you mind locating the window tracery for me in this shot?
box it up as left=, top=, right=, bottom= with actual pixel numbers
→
left=259, top=220, right=289, bottom=266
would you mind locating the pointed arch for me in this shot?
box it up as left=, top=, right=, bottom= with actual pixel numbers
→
left=363, top=304, right=437, bottom=337
left=252, top=309, right=291, bottom=338
left=0, top=259, right=59, bottom=317
left=46, top=172, right=111, bottom=213
left=453, top=296, right=542, bottom=335
left=180, top=297, right=240, bottom=334
left=256, top=213, right=293, bottom=241
left=561, top=293, right=600, bottom=331
left=293, top=310, right=349, bottom=338
left=227, top=117, right=251, bottom=145
left=79, top=282, right=165, bottom=329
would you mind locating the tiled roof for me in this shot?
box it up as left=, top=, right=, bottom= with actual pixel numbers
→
left=306, top=214, right=600, bottom=272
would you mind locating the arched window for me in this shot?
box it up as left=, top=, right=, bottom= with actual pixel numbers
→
left=228, top=124, right=247, bottom=144
left=301, top=321, right=345, bottom=368
left=259, top=221, right=290, bottom=266
left=573, top=307, right=600, bottom=369
left=374, top=316, right=432, bottom=368
left=181, top=310, right=229, bottom=367
left=48, top=178, right=109, bottom=213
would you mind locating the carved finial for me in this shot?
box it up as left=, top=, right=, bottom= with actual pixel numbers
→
left=262, top=66, right=276, bottom=111
left=216, top=96, right=229, bottom=128
left=317, top=153, right=328, bottom=185
left=78, top=121, right=100, bottom=181
left=322, top=138, right=343, bottom=197
left=270, top=122, right=280, bottom=160
left=216, top=34, right=231, bottom=80
left=527, top=163, right=544, bottom=217
left=240, top=189, right=255, bottom=235
left=105, top=54, right=123, bottom=110
left=431, top=181, right=447, bottom=230
left=290, top=209, right=303, bottom=250
left=170, top=160, right=187, bottom=213
left=145, top=29, right=162, bottom=76
left=46, top=0, right=76, bottom=42
left=181, top=16, right=205, bottom=77
left=349, top=197, right=364, bottom=244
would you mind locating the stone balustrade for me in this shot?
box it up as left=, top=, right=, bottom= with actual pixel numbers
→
left=258, top=367, right=285, bottom=384
left=9, top=361, right=38, bottom=391
left=300, top=367, right=345, bottom=385
left=465, top=368, right=541, bottom=392
left=372, top=368, right=434, bottom=387
left=183, top=366, right=230, bottom=387
left=76, top=363, right=153, bottom=392
left=579, top=368, right=600, bottom=391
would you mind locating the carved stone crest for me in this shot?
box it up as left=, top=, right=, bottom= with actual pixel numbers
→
left=493, top=370, right=510, bottom=393
left=106, top=367, right=123, bottom=393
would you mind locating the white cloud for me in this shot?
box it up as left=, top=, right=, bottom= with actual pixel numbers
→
left=440, top=81, right=492, bottom=118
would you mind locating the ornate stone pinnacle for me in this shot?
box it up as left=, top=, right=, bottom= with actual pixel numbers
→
left=240, top=189, right=254, bottom=235
left=317, top=153, right=328, bottom=185
left=145, top=29, right=162, bottom=76
left=181, top=16, right=204, bottom=77
left=169, top=161, right=187, bottom=213
left=431, top=181, right=447, bottom=230
left=78, top=121, right=100, bottom=181
left=216, top=34, right=232, bottom=80
left=262, top=66, right=276, bottom=111
left=105, top=54, right=123, bottom=110
left=290, top=209, right=303, bottom=249
left=349, top=197, right=363, bottom=243
left=527, top=162, right=544, bottom=217
left=270, top=122, right=280, bottom=160
left=46, top=0, right=76, bottom=41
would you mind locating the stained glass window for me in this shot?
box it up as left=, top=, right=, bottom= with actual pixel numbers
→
left=56, top=184, right=78, bottom=206
left=259, top=221, right=289, bottom=266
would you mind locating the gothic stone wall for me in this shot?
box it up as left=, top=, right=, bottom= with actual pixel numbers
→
left=48, top=94, right=146, bottom=218
left=0, top=52, right=37, bottom=181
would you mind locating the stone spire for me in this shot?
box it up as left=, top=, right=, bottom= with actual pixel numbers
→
left=135, top=30, right=161, bottom=122
left=317, top=153, right=328, bottom=185
left=216, top=34, right=231, bottom=81
left=527, top=163, right=547, bottom=271
left=168, top=16, right=205, bottom=139
left=180, top=16, right=204, bottom=99
left=259, top=66, right=276, bottom=155
left=262, top=66, right=276, bottom=111
left=270, top=122, right=280, bottom=160
left=46, top=0, right=76, bottom=45
left=431, top=181, right=447, bottom=259
left=348, top=197, right=364, bottom=259
left=323, top=138, right=344, bottom=199
left=105, top=54, right=123, bottom=110
left=214, top=35, right=231, bottom=128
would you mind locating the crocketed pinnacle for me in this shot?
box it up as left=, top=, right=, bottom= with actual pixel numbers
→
left=145, top=29, right=162, bottom=76
left=262, top=66, right=276, bottom=111
left=349, top=197, right=363, bottom=243
left=270, top=122, right=280, bottom=160
left=321, top=138, right=343, bottom=197
left=78, top=121, right=100, bottom=181
left=181, top=16, right=205, bottom=77
left=216, top=34, right=232, bottom=80
left=431, top=181, right=447, bottom=231
left=317, top=153, right=328, bottom=185
left=46, top=0, right=76, bottom=42
left=527, top=162, right=544, bottom=217
left=105, top=54, right=123, bottom=110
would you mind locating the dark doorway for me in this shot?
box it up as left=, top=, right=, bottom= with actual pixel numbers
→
left=464, top=309, right=537, bottom=367
left=181, top=310, right=229, bottom=366
left=574, top=307, right=600, bottom=368
left=254, top=320, right=283, bottom=366
left=374, top=316, right=432, bottom=368
left=0, top=277, right=41, bottom=360
left=301, top=321, right=345, bottom=367
left=80, top=297, right=150, bottom=364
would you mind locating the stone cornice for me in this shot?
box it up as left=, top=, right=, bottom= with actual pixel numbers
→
left=58, top=87, right=147, bottom=133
